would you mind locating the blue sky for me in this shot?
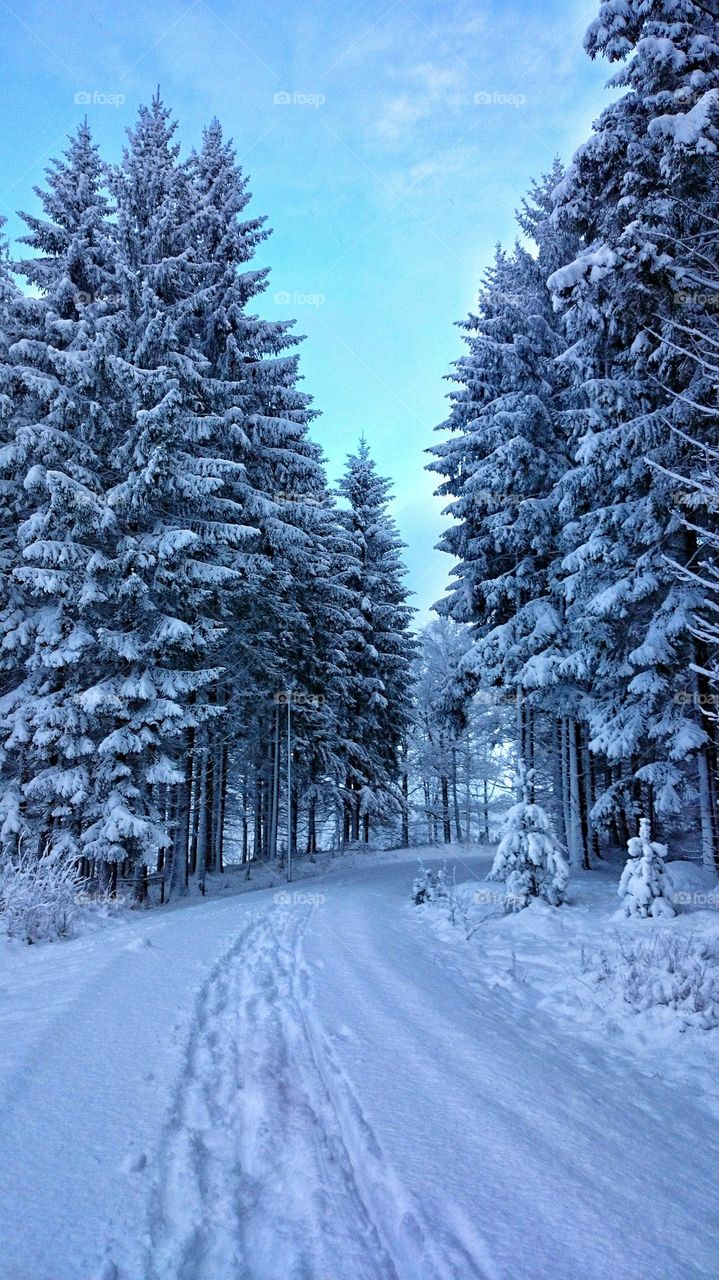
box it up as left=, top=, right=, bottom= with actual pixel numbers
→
left=0, top=0, right=613, bottom=622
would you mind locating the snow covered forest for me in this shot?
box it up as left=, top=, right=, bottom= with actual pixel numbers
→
left=2, top=0, right=719, bottom=1275
left=3, top=0, right=719, bottom=913
left=0, top=101, right=420, bottom=907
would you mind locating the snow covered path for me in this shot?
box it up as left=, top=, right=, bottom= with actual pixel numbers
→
left=1, top=851, right=718, bottom=1279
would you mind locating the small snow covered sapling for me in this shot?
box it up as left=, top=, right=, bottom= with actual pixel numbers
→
left=618, top=817, right=676, bottom=919
left=489, top=771, right=569, bottom=911
left=412, top=861, right=448, bottom=905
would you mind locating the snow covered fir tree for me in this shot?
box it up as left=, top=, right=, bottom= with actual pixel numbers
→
left=618, top=815, right=676, bottom=919
left=489, top=768, right=570, bottom=910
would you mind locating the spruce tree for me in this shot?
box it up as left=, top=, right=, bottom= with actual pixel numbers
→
left=428, top=167, right=590, bottom=859
left=411, top=618, right=473, bottom=844
left=185, top=119, right=351, bottom=869
left=618, top=815, right=675, bottom=919
left=490, top=780, right=569, bottom=911
left=0, top=125, right=119, bottom=864
left=0, top=216, right=24, bottom=854
left=79, top=96, right=244, bottom=882
left=548, top=0, right=719, bottom=866
left=337, top=438, right=415, bottom=841
left=429, top=171, right=576, bottom=708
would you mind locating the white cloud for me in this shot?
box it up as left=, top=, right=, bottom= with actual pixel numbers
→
left=375, top=61, right=465, bottom=142
left=383, top=144, right=474, bottom=201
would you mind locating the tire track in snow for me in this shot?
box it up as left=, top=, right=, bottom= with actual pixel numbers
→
left=292, top=938, right=495, bottom=1280
left=140, top=908, right=402, bottom=1280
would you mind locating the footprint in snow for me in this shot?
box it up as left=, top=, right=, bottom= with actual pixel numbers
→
left=94, top=1259, right=118, bottom=1280
left=120, top=1150, right=148, bottom=1174
left=124, top=936, right=154, bottom=952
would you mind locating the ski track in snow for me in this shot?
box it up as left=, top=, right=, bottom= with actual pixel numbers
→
left=143, top=905, right=482, bottom=1280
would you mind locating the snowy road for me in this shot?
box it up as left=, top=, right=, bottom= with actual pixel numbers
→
left=0, top=851, right=717, bottom=1279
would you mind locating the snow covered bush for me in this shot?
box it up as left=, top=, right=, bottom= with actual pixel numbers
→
left=412, top=862, right=448, bottom=905
left=489, top=795, right=569, bottom=910
left=0, top=851, right=82, bottom=944
left=618, top=818, right=675, bottom=919
left=581, top=934, right=719, bottom=1031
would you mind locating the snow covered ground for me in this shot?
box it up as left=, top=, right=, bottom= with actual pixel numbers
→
left=1, top=847, right=718, bottom=1280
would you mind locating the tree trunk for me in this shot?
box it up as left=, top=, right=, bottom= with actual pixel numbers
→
left=401, top=746, right=409, bottom=848
left=582, top=736, right=600, bottom=863
left=196, top=747, right=210, bottom=876
left=568, top=717, right=586, bottom=868
left=552, top=716, right=564, bottom=836
left=212, top=743, right=226, bottom=873
left=516, top=687, right=525, bottom=772
left=561, top=718, right=573, bottom=858
left=464, top=731, right=472, bottom=843
left=134, top=862, right=148, bottom=904
left=432, top=784, right=439, bottom=844
left=307, top=796, right=317, bottom=856
left=168, top=732, right=193, bottom=898
left=697, top=747, right=717, bottom=872
left=526, top=706, right=535, bottom=801
left=187, top=743, right=200, bottom=878
left=575, top=721, right=591, bottom=870
left=691, top=655, right=719, bottom=871
left=262, top=731, right=272, bottom=861
left=253, top=773, right=263, bottom=860
left=290, top=781, right=298, bottom=859
left=269, top=706, right=280, bottom=860
left=351, top=788, right=360, bottom=842
left=613, top=767, right=631, bottom=850
left=441, top=776, right=451, bottom=844
left=451, top=747, right=463, bottom=842
left=241, top=771, right=249, bottom=865
left=343, top=790, right=351, bottom=845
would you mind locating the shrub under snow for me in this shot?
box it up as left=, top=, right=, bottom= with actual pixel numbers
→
left=0, top=850, right=82, bottom=944
left=412, top=862, right=448, bottom=905
left=618, top=817, right=675, bottom=919
left=489, top=795, right=569, bottom=910
left=581, top=934, right=719, bottom=1030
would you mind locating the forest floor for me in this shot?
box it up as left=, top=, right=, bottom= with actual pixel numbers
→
left=1, top=846, right=718, bottom=1280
